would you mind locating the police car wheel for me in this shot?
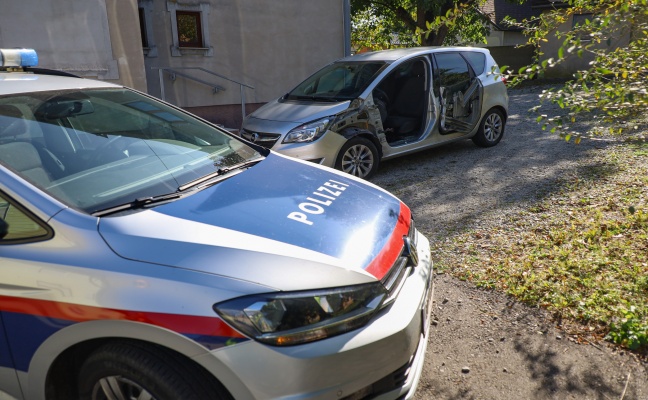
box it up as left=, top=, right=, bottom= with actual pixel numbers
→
left=472, top=108, right=505, bottom=148
left=335, top=137, right=379, bottom=179
left=77, top=340, right=232, bottom=400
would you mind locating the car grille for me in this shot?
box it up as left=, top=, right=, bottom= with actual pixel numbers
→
left=239, top=129, right=281, bottom=149
left=380, top=219, right=418, bottom=306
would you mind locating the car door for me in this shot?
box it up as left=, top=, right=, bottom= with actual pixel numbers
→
left=0, top=191, right=53, bottom=400
left=432, top=52, right=483, bottom=135
left=0, top=311, right=21, bottom=399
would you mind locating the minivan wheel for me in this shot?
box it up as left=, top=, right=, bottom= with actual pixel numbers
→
left=472, top=108, right=505, bottom=147
left=335, top=137, right=379, bottom=179
left=78, top=341, right=231, bottom=400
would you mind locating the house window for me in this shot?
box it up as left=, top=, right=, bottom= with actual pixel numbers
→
left=176, top=11, right=203, bottom=47
left=138, top=0, right=157, bottom=57
left=167, top=2, right=213, bottom=57
left=572, top=13, right=593, bottom=41
left=138, top=7, right=149, bottom=48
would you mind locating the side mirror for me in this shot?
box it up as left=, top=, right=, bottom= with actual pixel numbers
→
left=0, top=217, right=8, bottom=239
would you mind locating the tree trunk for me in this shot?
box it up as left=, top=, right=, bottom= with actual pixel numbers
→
left=421, top=24, right=450, bottom=46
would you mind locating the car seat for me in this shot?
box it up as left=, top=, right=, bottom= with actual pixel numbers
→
left=384, top=61, right=426, bottom=136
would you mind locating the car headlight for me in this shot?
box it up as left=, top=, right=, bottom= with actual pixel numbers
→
left=213, top=283, right=387, bottom=346
left=282, top=117, right=331, bottom=143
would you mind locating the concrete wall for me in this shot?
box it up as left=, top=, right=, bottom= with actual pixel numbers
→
left=0, top=0, right=146, bottom=91
left=488, top=45, right=535, bottom=73
left=540, top=14, right=631, bottom=79
left=140, top=0, right=346, bottom=127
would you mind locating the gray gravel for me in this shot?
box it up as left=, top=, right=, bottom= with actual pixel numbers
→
left=371, top=86, right=648, bottom=400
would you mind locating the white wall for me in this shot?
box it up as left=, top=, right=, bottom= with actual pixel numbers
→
left=0, top=0, right=147, bottom=91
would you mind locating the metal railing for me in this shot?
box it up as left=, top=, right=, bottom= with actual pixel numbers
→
left=154, top=67, right=254, bottom=122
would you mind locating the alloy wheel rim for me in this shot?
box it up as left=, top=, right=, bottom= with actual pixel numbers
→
left=92, top=376, right=155, bottom=400
left=341, top=144, right=374, bottom=178
left=484, top=113, right=503, bottom=142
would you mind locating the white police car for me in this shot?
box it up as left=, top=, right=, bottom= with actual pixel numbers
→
left=0, top=49, right=433, bottom=400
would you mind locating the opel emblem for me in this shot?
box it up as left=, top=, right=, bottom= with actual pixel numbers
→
left=251, top=132, right=260, bottom=143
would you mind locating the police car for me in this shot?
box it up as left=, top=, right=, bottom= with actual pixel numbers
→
left=0, top=49, right=433, bottom=400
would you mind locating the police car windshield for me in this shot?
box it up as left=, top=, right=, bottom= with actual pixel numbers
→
left=0, top=88, right=263, bottom=214
left=284, top=61, right=385, bottom=102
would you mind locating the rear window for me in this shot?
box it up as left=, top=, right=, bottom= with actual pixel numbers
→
left=461, top=51, right=486, bottom=75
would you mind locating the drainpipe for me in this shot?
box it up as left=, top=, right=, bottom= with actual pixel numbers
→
left=343, top=0, right=351, bottom=56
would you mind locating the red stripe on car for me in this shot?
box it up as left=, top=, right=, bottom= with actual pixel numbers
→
left=0, top=295, right=245, bottom=338
left=364, top=202, right=411, bottom=279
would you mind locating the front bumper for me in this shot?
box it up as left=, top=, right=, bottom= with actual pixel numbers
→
left=240, top=118, right=347, bottom=168
left=203, top=230, right=433, bottom=400
left=269, top=130, right=347, bottom=168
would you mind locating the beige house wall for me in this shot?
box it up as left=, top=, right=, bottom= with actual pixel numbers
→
left=140, top=1, right=345, bottom=112
left=1, top=0, right=346, bottom=128
left=0, top=0, right=146, bottom=91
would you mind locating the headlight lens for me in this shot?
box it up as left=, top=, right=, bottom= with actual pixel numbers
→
left=213, top=283, right=387, bottom=346
left=282, top=117, right=331, bottom=143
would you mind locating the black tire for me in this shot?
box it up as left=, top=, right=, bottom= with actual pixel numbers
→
left=472, top=108, right=505, bottom=148
left=335, top=137, right=379, bottom=179
left=78, top=341, right=231, bottom=400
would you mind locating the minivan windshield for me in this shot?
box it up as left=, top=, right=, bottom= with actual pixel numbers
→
left=0, top=88, right=263, bottom=214
left=284, top=61, right=386, bottom=102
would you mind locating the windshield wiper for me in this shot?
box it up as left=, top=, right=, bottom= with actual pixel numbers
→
left=92, top=158, right=263, bottom=217
left=178, top=158, right=263, bottom=191
left=92, top=192, right=184, bottom=217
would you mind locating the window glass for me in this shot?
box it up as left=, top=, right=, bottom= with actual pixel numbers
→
left=176, top=11, right=203, bottom=47
left=572, top=13, right=593, bottom=41
left=286, top=62, right=386, bottom=101
left=461, top=51, right=486, bottom=75
left=0, top=194, right=49, bottom=242
left=0, top=89, right=262, bottom=215
left=138, top=7, right=148, bottom=48
left=435, top=53, right=471, bottom=88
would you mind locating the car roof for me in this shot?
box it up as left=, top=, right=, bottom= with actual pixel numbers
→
left=0, top=70, right=119, bottom=96
left=338, top=46, right=491, bottom=63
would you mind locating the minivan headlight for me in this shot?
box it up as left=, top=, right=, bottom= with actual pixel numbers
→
left=213, top=283, right=387, bottom=346
left=283, top=117, right=331, bottom=143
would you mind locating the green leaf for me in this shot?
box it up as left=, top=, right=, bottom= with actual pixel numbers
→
left=558, top=47, right=565, bottom=59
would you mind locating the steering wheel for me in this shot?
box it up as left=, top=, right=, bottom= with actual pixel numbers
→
left=89, top=136, right=134, bottom=166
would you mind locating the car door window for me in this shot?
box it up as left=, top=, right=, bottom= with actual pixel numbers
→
left=0, top=192, right=51, bottom=242
left=435, top=52, right=471, bottom=94
left=461, top=51, right=486, bottom=75
left=434, top=52, right=482, bottom=133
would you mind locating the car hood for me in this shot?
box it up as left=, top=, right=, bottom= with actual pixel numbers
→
left=98, top=153, right=410, bottom=291
left=246, top=98, right=351, bottom=124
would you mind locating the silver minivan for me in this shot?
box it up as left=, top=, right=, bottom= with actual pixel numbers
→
left=241, top=47, right=509, bottom=179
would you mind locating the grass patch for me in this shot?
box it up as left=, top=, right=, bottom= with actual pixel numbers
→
left=433, top=141, right=648, bottom=352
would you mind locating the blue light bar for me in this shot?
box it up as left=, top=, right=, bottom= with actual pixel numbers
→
left=0, top=49, right=38, bottom=68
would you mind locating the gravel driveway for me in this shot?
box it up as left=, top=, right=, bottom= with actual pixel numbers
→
left=371, top=87, right=648, bottom=399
